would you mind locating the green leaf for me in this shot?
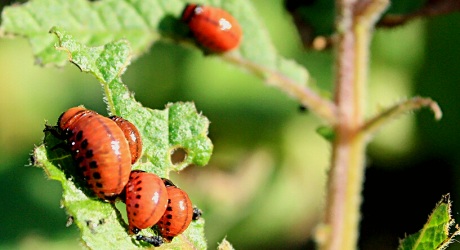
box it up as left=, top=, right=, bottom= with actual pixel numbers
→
left=31, top=28, right=211, bottom=249
left=50, top=26, right=213, bottom=176
left=398, top=194, right=460, bottom=250
left=316, top=125, right=335, bottom=142
left=0, top=0, right=182, bottom=65
left=1, top=0, right=311, bottom=88
left=34, top=142, right=135, bottom=249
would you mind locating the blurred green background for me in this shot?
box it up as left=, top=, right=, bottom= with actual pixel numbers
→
left=1, top=0, right=460, bottom=249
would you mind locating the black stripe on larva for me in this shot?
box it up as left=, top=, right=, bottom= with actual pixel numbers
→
left=93, top=172, right=101, bottom=179
left=89, top=161, right=98, bottom=169
left=136, top=187, right=142, bottom=191
left=136, top=180, right=142, bottom=185
left=86, top=150, right=93, bottom=158
left=166, top=207, right=173, bottom=211
left=81, top=139, right=88, bottom=149
left=76, top=131, right=83, bottom=141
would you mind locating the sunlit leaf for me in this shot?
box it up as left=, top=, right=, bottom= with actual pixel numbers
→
left=0, top=0, right=311, bottom=89
left=30, top=28, right=211, bottom=249
left=398, top=194, right=460, bottom=250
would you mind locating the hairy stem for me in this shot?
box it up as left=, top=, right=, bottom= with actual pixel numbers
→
left=317, top=1, right=389, bottom=249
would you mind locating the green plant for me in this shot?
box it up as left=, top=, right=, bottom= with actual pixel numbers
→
left=1, top=0, right=459, bottom=249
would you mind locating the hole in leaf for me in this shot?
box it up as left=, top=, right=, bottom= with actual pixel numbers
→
left=170, top=147, right=187, bottom=165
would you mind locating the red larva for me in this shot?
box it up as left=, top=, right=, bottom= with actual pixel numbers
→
left=109, top=116, right=142, bottom=164
left=155, top=179, right=194, bottom=242
left=182, top=4, right=242, bottom=52
left=125, top=170, right=168, bottom=235
left=57, top=106, right=142, bottom=200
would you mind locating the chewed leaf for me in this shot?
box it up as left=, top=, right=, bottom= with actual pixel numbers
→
left=50, top=27, right=213, bottom=177
left=33, top=140, right=135, bottom=249
left=30, top=27, right=211, bottom=249
left=398, top=194, right=460, bottom=250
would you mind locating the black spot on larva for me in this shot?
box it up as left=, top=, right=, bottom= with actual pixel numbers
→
left=157, top=221, right=163, bottom=225
left=134, top=175, right=140, bottom=180
left=166, top=214, right=173, bottom=219
left=86, top=150, right=93, bottom=158
left=132, top=228, right=140, bottom=234
left=81, top=139, right=88, bottom=149
left=135, top=204, right=139, bottom=208
left=168, top=199, right=172, bottom=204
left=89, top=161, right=98, bottom=169
left=136, top=180, right=142, bottom=185
left=93, top=172, right=101, bottom=179
left=76, top=131, right=83, bottom=141
left=166, top=222, right=171, bottom=226
left=136, top=187, right=142, bottom=191
left=136, top=195, right=141, bottom=199
left=76, top=156, right=84, bottom=164
left=133, top=212, right=137, bottom=216
left=96, top=182, right=103, bottom=188
left=166, top=207, right=173, bottom=211
left=65, top=129, right=74, bottom=137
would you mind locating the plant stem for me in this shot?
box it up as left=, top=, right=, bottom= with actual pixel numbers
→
left=317, top=1, right=389, bottom=249
left=224, top=54, right=338, bottom=125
